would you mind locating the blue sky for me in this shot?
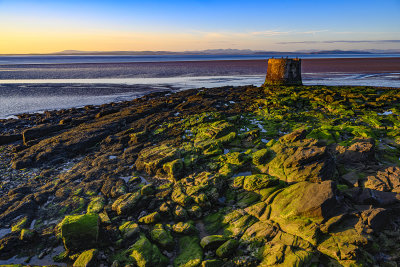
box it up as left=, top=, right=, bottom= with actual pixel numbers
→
left=0, top=0, right=399, bottom=53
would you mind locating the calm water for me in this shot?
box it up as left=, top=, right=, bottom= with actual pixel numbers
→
left=0, top=54, right=399, bottom=119
left=1, top=54, right=400, bottom=65
left=0, top=72, right=399, bottom=119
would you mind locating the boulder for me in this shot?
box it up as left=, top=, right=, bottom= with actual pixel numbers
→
left=111, top=192, right=141, bottom=215
left=174, top=236, right=203, bottom=267
left=138, top=212, right=161, bottom=224
left=150, top=224, right=174, bottom=249
left=268, top=145, right=335, bottom=183
left=130, top=235, right=168, bottom=267
left=60, top=214, right=99, bottom=251
left=269, top=181, right=339, bottom=245
left=336, top=139, right=375, bottom=164
left=200, top=235, right=229, bottom=251
left=270, top=181, right=338, bottom=221
left=364, top=166, right=400, bottom=193
left=119, top=221, right=140, bottom=239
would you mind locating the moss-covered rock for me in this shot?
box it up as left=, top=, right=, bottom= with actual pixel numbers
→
left=163, top=159, right=184, bottom=181
left=111, top=191, right=141, bottom=215
left=151, top=224, right=174, bottom=249
left=11, top=216, right=29, bottom=232
left=130, top=234, right=168, bottom=267
left=138, top=211, right=161, bottom=224
left=200, top=235, right=229, bottom=251
left=174, top=235, right=203, bottom=267
left=20, top=229, right=35, bottom=241
left=135, top=144, right=180, bottom=177
left=268, top=142, right=336, bottom=183
left=86, top=196, right=105, bottom=214
left=119, top=221, right=140, bottom=239
left=172, top=221, right=198, bottom=235
left=242, top=174, right=279, bottom=191
left=60, top=214, right=99, bottom=251
left=201, top=259, right=224, bottom=267
left=216, top=239, right=238, bottom=258
left=73, top=249, right=98, bottom=267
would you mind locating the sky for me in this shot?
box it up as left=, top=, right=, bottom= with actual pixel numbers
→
left=0, top=0, right=399, bottom=53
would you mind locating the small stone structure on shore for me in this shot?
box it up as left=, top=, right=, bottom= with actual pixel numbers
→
left=264, top=58, right=302, bottom=85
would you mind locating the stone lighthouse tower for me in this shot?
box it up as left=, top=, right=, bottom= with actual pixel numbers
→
left=264, top=58, right=302, bottom=86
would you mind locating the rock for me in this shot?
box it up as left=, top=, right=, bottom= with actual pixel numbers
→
left=86, top=196, right=105, bottom=214
left=242, top=174, right=279, bottom=191
left=270, top=180, right=339, bottom=221
left=240, top=220, right=279, bottom=243
left=269, top=181, right=339, bottom=245
left=174, top=236, right=203, bottom=267
left=150, top=224, right=174, bottom=249
left=361, top=208, right=390, bottom=231
left=352, top=188, right=400, bottom=206
left=200, top=235, right=229, bottom=251
left=119, top=221, right=140, bottom=239
left=73, top=249, right=98, bottom=267
left=138, top=211, right=161, bottom=224
left=163, top=159, right=183, bottom=181
left=172, top=221, right=198, bottom=235
left=111, top=192, right=141, bottom=215
left=140, top=184, right=155, bottom=196
left=174, top=205, right=188, bottom=220
left=129, top=235, right=168, bottom=267
left=224, top=214, right=257, bottom=237
left=135, top=144, right=180, bottom=177
left=0, top=197, right=37, bottom=225
left=60, top=214, right=99, bottom=251
left=279, top=129, right=308, bottom=143
left=268, top=144, right=336, bottom=183
left=22, top=124, right=65, bottom=145
left=11, top=216, right=29, bottom=232
left=216, top=239, right=238, bottom=258
left=364, top=166, right=400, bottom=192
left=201, top=259, right=223, bottom=267
left=20, top=229, right=35, bottom=241
left=0, top=134, right=22, bottom=145
left=336, top=139, right=375, bottom=164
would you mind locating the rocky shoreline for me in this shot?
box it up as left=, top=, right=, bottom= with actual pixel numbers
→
left=1, top=84, right=400, bottom=266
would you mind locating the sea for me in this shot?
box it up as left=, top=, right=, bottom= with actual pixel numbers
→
left=0, top=54, right=399, bottom=119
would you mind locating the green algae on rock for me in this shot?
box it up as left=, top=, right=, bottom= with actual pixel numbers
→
left=130, top=234, right=168, bottom=267
left=2, top=84, right=400, bottom=266
left=60, top=214, right=99, bottom=251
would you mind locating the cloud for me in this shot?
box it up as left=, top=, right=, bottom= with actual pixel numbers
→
left=277, top=40, right=400, bottom=44
left=251, top=30, right=290, bottom=36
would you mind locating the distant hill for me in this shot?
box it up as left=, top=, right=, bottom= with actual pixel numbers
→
left=1, top=49, right=399, bottom=56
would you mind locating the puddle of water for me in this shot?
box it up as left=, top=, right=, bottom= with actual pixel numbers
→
left=0, top=246, right=67, bottom=266
left=378, top=111, right=393, bottom=116
left=0, top=227, right=11, bottom=239
left=140, top=176, right=149, bottom=185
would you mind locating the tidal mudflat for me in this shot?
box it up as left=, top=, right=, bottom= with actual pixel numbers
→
left=0, top=57, right=399, bottom=119
left=1, top=84, right=400, bottom=266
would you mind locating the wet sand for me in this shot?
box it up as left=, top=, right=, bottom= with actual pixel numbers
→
left=302, top=57, right=400, bottom=73
left=0, top=57, right=399, bottom=80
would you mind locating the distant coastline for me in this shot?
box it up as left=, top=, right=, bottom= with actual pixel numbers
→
left=1, top=48, right=400, bottom=56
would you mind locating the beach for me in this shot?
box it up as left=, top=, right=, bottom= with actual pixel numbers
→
left=1, top=57, right=400, bottom=79
left=0, top=57, right=399, bottom=118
